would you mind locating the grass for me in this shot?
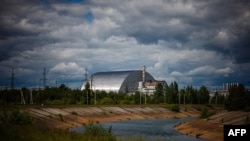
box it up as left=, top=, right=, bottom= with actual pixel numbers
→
left=0, top=123, right=116, bottom=141
left=0, top=108, right=116, bottom=141
left=0, top=119, right=117, bottom=141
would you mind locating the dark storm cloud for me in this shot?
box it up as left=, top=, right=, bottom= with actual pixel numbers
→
left=115, top=0, right=250, bottom=63
left=191, top=0, right=250, bottom=63
left=0, top=0, right=250, bottom=89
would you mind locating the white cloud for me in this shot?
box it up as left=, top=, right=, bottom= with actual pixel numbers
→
left=215, top=67, right=234, bottom=77
left=50, top=62, right=85, bottom=74
left=171, top=71, right=184, bottom=77
left=187, top=65, right=215, bottom=76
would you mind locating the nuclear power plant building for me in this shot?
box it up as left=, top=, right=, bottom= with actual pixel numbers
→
left=80, top=70, right=155, bottom=93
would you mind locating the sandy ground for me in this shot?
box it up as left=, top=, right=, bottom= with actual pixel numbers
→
left=175, top=119, right=223, bottom=141
left=174, top=110, right=250, bottom=141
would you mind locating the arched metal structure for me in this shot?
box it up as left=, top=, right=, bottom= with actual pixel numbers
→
left=80, top=70, right=155, bottom=93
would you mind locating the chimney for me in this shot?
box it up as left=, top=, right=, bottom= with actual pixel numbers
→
left=142, top=65, right=146, bottom=83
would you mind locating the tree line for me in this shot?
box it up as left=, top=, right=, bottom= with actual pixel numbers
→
left=152, top=81, right=210, bottom=105
left=0, top=81, right=210, bottom=105
left=1, top=81, right=249, bottom=110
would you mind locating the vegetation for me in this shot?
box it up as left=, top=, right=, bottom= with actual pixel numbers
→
left=199, top=107, right=216, bottom=119
left=99, top=97, right=114, bottom=105
left=0, top=81, right=212, bottom=106
left=177, top=85, right=210, bottom=105
left=84, top=121, right=113, bottom=136
left=0, top=109, right=33, bottom=125
left=1, top=81, right=249, bottom=112
left=225, top=83, right=250, bottom=111
left=0, top=109, right=116, bottom=141
left=0, top=123, right=116, bottom=141
left=170, top=104, right=180, bottom=112
left=210, top=91, right=226, bottom=105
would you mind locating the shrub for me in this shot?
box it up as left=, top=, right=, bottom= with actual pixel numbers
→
left=84, top=121, right=113, bottom=136
left=170, top=104, right=180, bottom=112
left=196, top=107, right=202, bottom=111
left=99, top=97, right=114, bottom=105
left=71, top=111, right=78, bottom=115
left=200, top=108, right=216, bottom=119
left=119, top=100, right=131, bottom=104
left=0, top=122, right=117, bottom=141
left=0, top=110, right=33, bottom=125
left=53, top=100, right=65, bottom=105
left=0, top=110, right=9, bottom=124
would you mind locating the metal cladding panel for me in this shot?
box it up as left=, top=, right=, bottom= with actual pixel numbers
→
left=91, top=71, right=133, bottom=92
left=80, top=70, right=155, bottom=93
left=120, top=71, right=155, bottom=92
left=81, top=71, right=132, bottom=92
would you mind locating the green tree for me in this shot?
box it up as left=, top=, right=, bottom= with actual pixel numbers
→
left=134, top=91, right=141, bottom=104
left=198, top=85, right=210, bottom=104
left=186, top=85, right=198, bottom=104
left=154, top=83, right=164, bottom=104
left=211, top=92, right=225, bottom=105
left=165, top=81, right=178, bottom=104
left=225, top=83, right=246, bottom=110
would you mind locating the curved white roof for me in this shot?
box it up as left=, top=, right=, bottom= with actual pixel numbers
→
left=81, top=70, right=155, bottom=93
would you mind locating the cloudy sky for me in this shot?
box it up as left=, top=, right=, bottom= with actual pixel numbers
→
left=1, top=0, right=250, bottom=90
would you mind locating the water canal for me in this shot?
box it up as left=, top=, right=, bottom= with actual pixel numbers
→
left=71, top=117, right=204, bottom=141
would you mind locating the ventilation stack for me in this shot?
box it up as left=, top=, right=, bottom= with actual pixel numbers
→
left=142, top=65, right=146, bottom=83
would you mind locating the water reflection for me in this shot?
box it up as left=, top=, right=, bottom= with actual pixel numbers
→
left=72, top=117, right=204, bottom=141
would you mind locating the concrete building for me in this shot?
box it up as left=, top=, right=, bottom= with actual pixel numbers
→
left=138, top=80, right=167, bottom=95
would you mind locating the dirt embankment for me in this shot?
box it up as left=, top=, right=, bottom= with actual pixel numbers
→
left=23, top=106, right=200, bottom=130
left=15, top=105, right=250, bottom=141
left=174, top=110, right=250, bottom=141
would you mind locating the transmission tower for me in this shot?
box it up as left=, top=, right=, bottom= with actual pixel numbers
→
left=84, top=68, right=88, bottom=82
left=30, top=89, right=33, bottom=104
left=41, top=68, right=47, bottom=88
left=84, top=68, right=89, bottom=105
left=10, top=68, right=15, bottom=89
left=20, top=89, right=26, bottom=105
